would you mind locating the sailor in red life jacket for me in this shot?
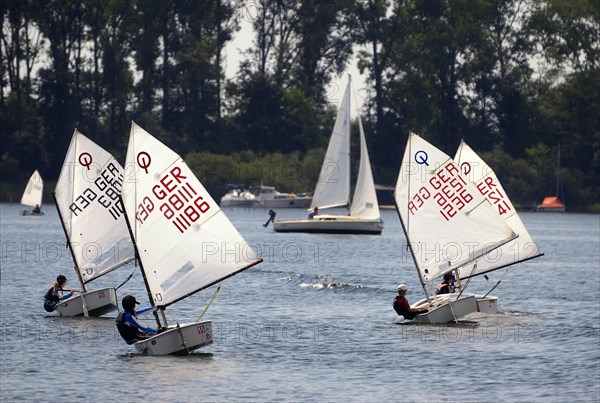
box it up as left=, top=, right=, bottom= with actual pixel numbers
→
left=393, top=284, right=428, bottom=320
left=436, top=272, right=460, bottom=295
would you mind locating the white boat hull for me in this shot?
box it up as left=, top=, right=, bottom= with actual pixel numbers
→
left=273, top=215, right=383, bottom=234
left=475, top=295, right=498, bottom=314
left=257, top=197, right=312, bottom=209
left=220, top=199, right=256, bottom=208
left=134, top=321, right=213, bottom=355
left=55, top=287, right=118, bottom=317
left=411, top=294, right=478, bottom=324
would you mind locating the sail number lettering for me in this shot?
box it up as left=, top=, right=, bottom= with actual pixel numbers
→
left=408, top=162, right=473, bottom=221
left=476, top=176, right=512, bottom=215
left=69, top=162, right=124, bottom=220
left=135, top=166, right=212, bottom=234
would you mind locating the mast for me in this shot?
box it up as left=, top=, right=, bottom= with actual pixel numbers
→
left=346, top=74, right=352, bottom=214
left=393, top=193, right=431, bottom=300
left=120, top=195, right=162, bottom=329
left=53, top=192, right=87, bottom=293
left=557, top=143, right=561, bottom=197
left=394, top=133, right=431, bottom=299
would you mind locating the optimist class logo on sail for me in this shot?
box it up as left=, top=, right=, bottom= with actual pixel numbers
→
left=134, top=152, right=212, bottom=234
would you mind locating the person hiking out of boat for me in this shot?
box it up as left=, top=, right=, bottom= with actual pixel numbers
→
left=32, top=204, right=41, bottom=214
left=436, top=272, right=459, bottom=295
left=116, top=295, right=158, bottom=344
left=43, top=275, right=79, bottom=312
left=393, top=284, right=428, bottom=320
left=308, top=206, right=319, bottom=219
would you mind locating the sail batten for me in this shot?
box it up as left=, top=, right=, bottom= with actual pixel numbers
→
left=122, top=122, right=261, bottom=307
left=394, top=133, right=517, bottom=284
left=54, top=130, right=135, bottom=283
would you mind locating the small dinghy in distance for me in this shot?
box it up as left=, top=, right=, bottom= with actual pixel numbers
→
left=20, top=170, right=44, bottom=216
left=393, top=133, right=518, bottom=324
left=53, top=129, right=135, bottom=316
left=121, top=122, right=262, bottom=355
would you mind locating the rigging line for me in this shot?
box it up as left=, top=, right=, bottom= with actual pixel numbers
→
left=448, top=299, right=459, bottom=324
left=115, top=269, right=135, bottom=290
left=456, top=262, right=477, bottom=299
left=482, top=280, right=501, bottom=299
left=482, top=268, right=509, bottom=298
left=196, top=286, right=221, bottom=323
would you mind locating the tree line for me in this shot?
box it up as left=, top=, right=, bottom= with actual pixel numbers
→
left=1, top=0, right=598, bottom=210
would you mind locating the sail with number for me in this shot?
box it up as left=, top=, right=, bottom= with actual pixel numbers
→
left=394, top=133, right=517, bottom=285
left=21, top=170, right=43, bottom=208
left=54, top=129, right=135, bottom=283
left=454, top=140, right=543, bottom=278
left=121, top=122, right=262, bottom=308
left=311, top=81, right=351, bottom=210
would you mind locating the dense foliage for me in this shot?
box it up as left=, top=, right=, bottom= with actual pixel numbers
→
left=1, top=0, right=598, bottom=210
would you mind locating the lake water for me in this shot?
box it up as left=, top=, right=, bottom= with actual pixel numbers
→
left=1, top=203, right=599, bottom=401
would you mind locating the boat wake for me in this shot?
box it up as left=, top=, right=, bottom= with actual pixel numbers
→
left=278, top=273, right=368, bottom=292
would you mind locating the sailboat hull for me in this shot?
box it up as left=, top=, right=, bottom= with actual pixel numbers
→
left=134, top=321, right=213, bottom=355
left=20, top=210, right=45, bottom=216
left=411, top=294, right=478, bottom=324
left=55, top=287, right=118, bottom=317
left=273, top=215, right=384, bottom=234
left=474, top=295, right=498, bottom=314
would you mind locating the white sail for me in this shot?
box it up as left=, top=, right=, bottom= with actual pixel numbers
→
left=54, top=129, right=135, bottom=283
left=394, top=133, right=516, bottom=284
left=121, top=122, right=261, bottom=307
left=311, top=80, right=351, bottom=210
left=21, top=170, right=43, bottom=207
left=454, top=140, right=543, bottom=277
left=349, top=116, right=380, bottom=219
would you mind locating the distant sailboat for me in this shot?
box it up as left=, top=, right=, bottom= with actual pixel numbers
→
left=53, top=129, right=136, bottom=316
left=272, top=76, right=383, bottom=234
left=20, top=170, right=44, bottom=216
left=394, top=133, right=517, bottom=323
left=121, top=122, right=262, bottom=355
left=537, top=143, right=566, bottom=212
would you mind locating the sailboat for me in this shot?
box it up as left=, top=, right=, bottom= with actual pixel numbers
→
left=537, top=143, right=566, bottom=212
left=454, top=140, right=544, bottom=312
left=121, top=122, right=263, bottom=355
left=20, top=170, right=44, bottom=216
left=52, top=129, right=136, bottom=316
left=272, top=77, right=383, bottom=234
left=394, top=133, right=518, bottom=324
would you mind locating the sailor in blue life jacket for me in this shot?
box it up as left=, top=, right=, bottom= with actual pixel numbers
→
left=308, top=206, right=319, bottom=219
left=115, top=295, right=158, bottom=345
left=436, top=272, right=460, bottom=295
left=393, top=284, right=428, bottom=320
left=43, top=275, right=79, bottom=312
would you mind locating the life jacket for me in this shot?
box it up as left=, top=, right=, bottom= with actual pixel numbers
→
left=116, top=312, right=141, bottom=345
left=436, top=283, right=454, bottom=295
left=43, top=285, right=61, bottom=312
left=393, top=296, right=417, bottom=320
